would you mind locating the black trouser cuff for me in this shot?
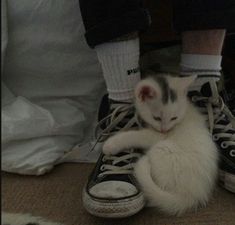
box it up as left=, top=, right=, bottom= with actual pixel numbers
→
left=84, top=8, right=151, bottom=48
left=173, top=10, right=235, bottom=33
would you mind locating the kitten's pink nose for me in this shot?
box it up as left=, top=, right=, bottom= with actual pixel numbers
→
left=161, top=128, right=168, bottom=133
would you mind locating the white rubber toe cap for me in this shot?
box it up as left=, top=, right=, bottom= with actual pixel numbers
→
left=89, top=181, right=138, bottom=199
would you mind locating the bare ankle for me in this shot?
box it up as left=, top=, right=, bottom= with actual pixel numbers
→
left=182, top=29, right=226, bottom=55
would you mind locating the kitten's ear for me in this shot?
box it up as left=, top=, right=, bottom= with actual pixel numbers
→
left=169, top=75, right=197, bottom=94
left=180, top=75, right=197, bottom=90
left=135, top=79, right=158, bottom=102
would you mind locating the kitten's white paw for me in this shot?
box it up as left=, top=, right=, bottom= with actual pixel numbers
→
left=102, top=139, right=120, bottom=155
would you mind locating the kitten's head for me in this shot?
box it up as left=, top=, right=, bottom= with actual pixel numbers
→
left=135, top=74, right=196, bottom=133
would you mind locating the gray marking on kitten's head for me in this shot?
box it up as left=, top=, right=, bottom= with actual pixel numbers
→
left=154, top=76, right=169, bottom=104
left=170, top=89, right=177, bottom=102
left=154, top=76, right=178, bottom=104
left=135, top=73, right=196, bottom=133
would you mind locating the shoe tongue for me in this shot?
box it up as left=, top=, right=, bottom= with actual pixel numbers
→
left=188, top=82, right=212, bottom=98
left=201, top=82, right=212, bottom=97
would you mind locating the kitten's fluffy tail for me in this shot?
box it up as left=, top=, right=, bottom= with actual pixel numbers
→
left=135, top=156, right=197, bottom=215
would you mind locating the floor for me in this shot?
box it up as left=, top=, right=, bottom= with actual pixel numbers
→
left=2, top=163, right=235, bottom=225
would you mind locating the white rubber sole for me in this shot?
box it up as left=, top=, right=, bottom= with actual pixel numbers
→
left=219, top=169, right=235, bottom=193
left=82, top=188, right=146, bottom=218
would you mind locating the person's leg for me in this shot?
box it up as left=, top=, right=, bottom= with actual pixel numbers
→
left=79, top=0, right=151, bottom=218
left=172, top=0, right=235, bottom=193
left=181, top=29, right=225, bottom=92
left=95, top=33, right=140, bottom=102
left=181, top=30, right=235, bottom=193
left=79, top=0, right=150, bottom=102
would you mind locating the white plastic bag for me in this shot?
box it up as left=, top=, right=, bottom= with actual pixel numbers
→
left=1, top=0, right=105, bottom=175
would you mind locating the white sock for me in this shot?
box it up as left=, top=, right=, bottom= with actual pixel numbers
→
left=95, top=38, right=140, bottom=102
left=180, top=54, right=222, bottom=91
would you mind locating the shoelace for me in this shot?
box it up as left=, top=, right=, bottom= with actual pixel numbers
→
left=192, top=94, right=235, bottom=158
left=94, top=103, right=139, bottom=142
left=90, top=103, right=142, bottom=176
left=98, top=151, right=142, bottom=178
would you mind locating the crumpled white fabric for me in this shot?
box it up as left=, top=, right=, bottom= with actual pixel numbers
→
left=1, top=0, right=105, bottom=175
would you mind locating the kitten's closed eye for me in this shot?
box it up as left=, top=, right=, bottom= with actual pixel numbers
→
left=153, top=116, right=161, bottom=121
left=153, top=116, right=177, bottom=121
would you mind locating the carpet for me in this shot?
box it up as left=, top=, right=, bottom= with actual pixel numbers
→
left=2, top=163, right=235, bottom=225
left=2, top=212, right=63, bottom=225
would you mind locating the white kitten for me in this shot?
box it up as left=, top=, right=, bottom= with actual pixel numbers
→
left=103, top=74, right=218, bottom=216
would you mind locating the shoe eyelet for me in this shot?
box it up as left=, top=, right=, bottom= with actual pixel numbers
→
left=221, top=142, right=228, bottom=149
left=213, top=134, right=219, bottom=141
left=97, top=174, right=104, bottom=179
left=100, top=165, right=106, bottom=171
left=230, top=150, right=235, bottom=157
left=102, top=156, right=106, bottom=162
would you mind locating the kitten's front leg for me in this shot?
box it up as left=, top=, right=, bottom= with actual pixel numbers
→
left=103, top=129, right=159, bottom=155
left=103, top=131, right=136, bottom=155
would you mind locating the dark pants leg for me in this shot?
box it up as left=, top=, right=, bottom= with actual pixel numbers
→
left=172, top=0, right=235, bottom=32
left=79, top=0, right=235, bottom=48
left=79, top=0, right=151, bottom=48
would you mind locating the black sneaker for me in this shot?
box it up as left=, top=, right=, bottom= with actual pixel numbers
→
left=220, top=86, right=235, bottom=116
left=82, top=98, right=145, bottom=218
left=189, top=82, right=235, bottom=193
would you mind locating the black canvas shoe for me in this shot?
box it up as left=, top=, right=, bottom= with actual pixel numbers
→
left=220, top=85, right=235, bottom=116
left=82, top=98, right=145, bottom=218
left=189, top=82, right=235, bottom=193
